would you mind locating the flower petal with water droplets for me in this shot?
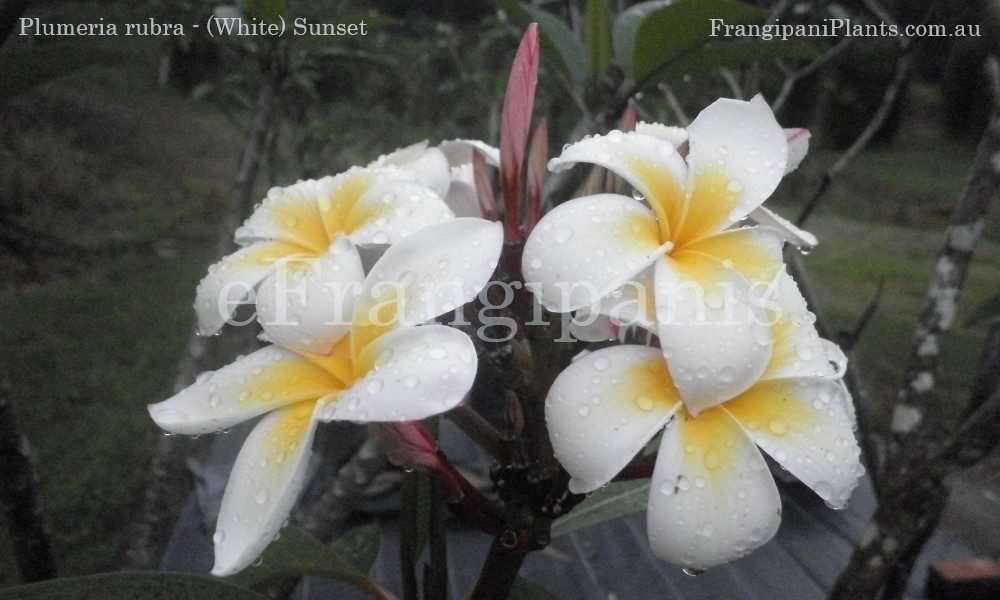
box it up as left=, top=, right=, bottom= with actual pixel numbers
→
left=548, top=131, right=688, bottom=238
left=345, top=179, right=454, bottom=246
left=761, top=270, right=841, bottom=381
left=654, top=255, right=772, bottom=415
left=569, top=263, right=658, bottom=341
left=351, top=218, right=502, bottom=357
left=320, top=325, right=477, bottom=423
left=256, top=237, right=364, bottom=354
left=783, top=128, right=810, bottom=174
left=369, top=141, right=451, bottom=198
left=211, top=401, right=320, bottom=576
left=723, top=377, right=863, bottom=509
left=195, top=241, right=310, bottom=337
left=748, top=206, right=817, bottom=250
left=546, top=346, right=682, bottom=494
left=647, top=407, right=781, bottom=571
left=678, top=95, right=787, bottom=244
left=635, top=122, right=688, bottom=148
left=148, top=346, right=342, bottom=435
left=522, top=194, right=668, bottom=313
left=443, top=164, right=484, bottom=218
left=438, top=139, right=500, bottom=167
left=233, top=181, right=329, bottom=252
left=674, top=226, right=784, bottom=287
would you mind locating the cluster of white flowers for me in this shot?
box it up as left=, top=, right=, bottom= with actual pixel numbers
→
left=148, top=95, right=862, bottom=577
left=524, top=96, right=862, bottom=570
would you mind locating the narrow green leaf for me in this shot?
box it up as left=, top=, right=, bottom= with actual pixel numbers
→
left=583, top=0, right=612, bottom=79
left=226, top=526, right=380, bottom=591
left=612, top=0, right=670, bottom=76
left=3, top=572, right=267, bottom=600
left=551, top=480, right=650, bottom=538
left=967, top=292, right=1000, bottom=327
left=630, top=0, right=767, bottom=82
left=503, top=1, right=588, bottom=85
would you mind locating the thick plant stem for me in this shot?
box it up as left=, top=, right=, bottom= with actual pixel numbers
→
left=469, top=538, right=528, bottom=600
left=0, top=358, right=56, bottom=583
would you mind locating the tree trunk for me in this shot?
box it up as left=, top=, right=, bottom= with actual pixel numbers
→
left=0, top=357, right=56, bottom=583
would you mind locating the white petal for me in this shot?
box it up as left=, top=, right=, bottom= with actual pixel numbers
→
left=256, top=237, right=364, bottom=354
left=821, top=338, right=848, bottom=380
left=320, top=325, right=477, bottom=422
left=194, top=242, right=309, bottom=336
left=723, top=377, right=863, bottom=509
left=438, top=139, right=500, bottom=167
left=346, top=179, right=454, bottom=246
left=148, top=347, right=341, bottom=435
left=351, top=218, right=503, bottom=354
left=635, top=122, right=688, bottom=148
left=443, top=165, right=484, bottom=218
left=674, top=226, right=784, bottom=286
left=761, top=270, right=839, bottom=381
left=783, top=128, right=810, bottom=174
left=748, top=206, right=817, bottom=250
left=569, top=312, right=619, bottom=342
left=548, top=131, right=688, bottom=236
left=571, top=263, right=658, bottom=337
left=212, top=401, right=319, bottom=575
left=369, top=142, right=451, bottom=198
left=546, top=346, right=681, bottom=493
left=522, top=194, right=668, bottom=313
left=679, top=95, right=787, bottom=243
left=647, top=407, right=781, bottom=570
left=654, top=255, right=773, bottom=415
left=234, top=180, right=330, bottom=252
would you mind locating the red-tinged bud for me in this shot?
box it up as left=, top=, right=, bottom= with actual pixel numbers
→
left=499, top=23, right=539, bottom=245
left=617, top=101, right=637, bottom=133
left=371, top=422, right=465, bottom=502
left=525, top=119, right=547, bottom=233
left=472, top=149, right=497, bottom=221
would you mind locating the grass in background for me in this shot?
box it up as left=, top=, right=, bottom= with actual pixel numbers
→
left=0, top=5, right=240, bottom=574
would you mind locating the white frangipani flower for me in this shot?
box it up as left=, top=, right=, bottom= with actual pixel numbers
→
left=197, top=161, right=456, bottom=353
left=150, top=217, right=503, bottom=576
left=545, top=271, right=862, bottom=571
left=371, top=139, right=500, bottom=218
left=524, top=95, right=797, bottom=412
left=631, top=122, right=816, bottom=250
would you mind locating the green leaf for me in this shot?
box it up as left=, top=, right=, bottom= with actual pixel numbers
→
left=226, top=526, right=380, bottom=591
left=551, top=480, right=650, bottom=538
left=612, top=0, right=670, bottom=76
left=504, top=1, right=588, bottom=85
left=509, top=577, right=561, bottom=599
left=2, top=572, right=267, bottom=599
left=660, top=38, right=820, bottom=80
left=583, top=0, right=612, bottom=79
left=629, top=0, right=768, bottom=82
left=967, top=293, right=1000, bottom=327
